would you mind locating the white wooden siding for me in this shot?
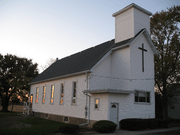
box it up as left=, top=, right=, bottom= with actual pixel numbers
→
left=134, top=8, right=150, bottom=35
left=110, top=47, right=130, bottom=90
left=89, top=55, right=111, bottom=90
left=114, top=7, right=150, bottom=43
left=115, top=8, right=134, bottom=43
left=129, top=33, right=155, bottom=118
left=30, top=74, right=87, bottom=119
left=89, top=94, right=109, bottom=121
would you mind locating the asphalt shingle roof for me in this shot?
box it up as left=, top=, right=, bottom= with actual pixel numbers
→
left=29, top=29, right=145, bottom=85
left=30, top=39, right=115, bottom=84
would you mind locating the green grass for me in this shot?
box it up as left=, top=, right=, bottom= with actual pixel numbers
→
left=0, top=112, right=19, bottom=117
left=0, top=116, right=64, bottom=135
left=0, top=112, right=94, bottom=135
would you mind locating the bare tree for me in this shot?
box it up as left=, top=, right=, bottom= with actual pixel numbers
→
left=40, top=58, right=56, bottom=72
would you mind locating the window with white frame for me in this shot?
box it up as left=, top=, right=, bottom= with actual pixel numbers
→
left=42, top=86, right=46, bottom=104
left=60, top=83, right=64, bottom=104
left=50, top=85, right=55, bottom=104
left=72, top=82, right=77, bottom=104
left=35, top=87, right=39, bottom=103
left=94, top=98, right=100, bottom=110
left=135, top=91, right=150, bottom=103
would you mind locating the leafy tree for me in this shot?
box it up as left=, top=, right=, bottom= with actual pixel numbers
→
left=151, top=5, right=180, bottom=120
left=0, top=54, right=38, bottom=112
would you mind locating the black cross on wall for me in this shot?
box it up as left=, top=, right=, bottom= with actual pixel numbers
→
left=138, top=43, right=147, bottom=72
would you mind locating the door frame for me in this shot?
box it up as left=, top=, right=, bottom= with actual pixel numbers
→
left=110, top=102, right=119, bottom=128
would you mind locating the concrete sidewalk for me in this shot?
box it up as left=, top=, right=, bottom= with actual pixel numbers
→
left=97, top=127, right=180, bottom=135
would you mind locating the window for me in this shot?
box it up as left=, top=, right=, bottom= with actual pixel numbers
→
left=60, top=83, right=64, bottom=104
left=64, top=117, right=68, bottom=122
left=45, top=114, right=48, bottom=118
left=42, top=86, right=46, bottom=104
left=95, top=98, right=100, bottom=110
left=30, top=94, right=33, bottom=104
left=50, top=85, right=55, bottom=104
left=135, top=91, right=150, bottom=103
left=35, top=87, right=39, bottom=103
left=72, top=82, right=77, bottom=104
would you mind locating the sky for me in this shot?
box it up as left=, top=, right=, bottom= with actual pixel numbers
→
left=0, top=0, right=180, bottom=73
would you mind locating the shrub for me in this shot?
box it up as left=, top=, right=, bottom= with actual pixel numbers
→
left=59, top=123, right=79, bottom=134
left=93, top=120, right=117, bottom=133
left=147, top=118, right=159, bottom=129
left=120, top=119, right=148, bottom=131
left=158, top=119, right=169, bottom=128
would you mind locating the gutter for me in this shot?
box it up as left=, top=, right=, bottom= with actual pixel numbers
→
left=111, top=43, right=130, bottom=51
left=29, top=70, right=91, bottom=85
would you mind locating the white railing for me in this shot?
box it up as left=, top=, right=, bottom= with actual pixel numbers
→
left=23, top=102, right=31, bottom=115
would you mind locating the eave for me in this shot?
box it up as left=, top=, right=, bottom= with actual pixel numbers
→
left=29, top=70, right=91, bottom=85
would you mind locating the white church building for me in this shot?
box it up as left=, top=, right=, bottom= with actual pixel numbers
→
left=29, top=3, right=158, bottom=128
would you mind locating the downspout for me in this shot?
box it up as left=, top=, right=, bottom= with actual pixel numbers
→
left=79, top=72, right=91, bottom=126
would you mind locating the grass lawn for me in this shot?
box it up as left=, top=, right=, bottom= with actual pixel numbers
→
left=0, top=111, right=19, bottom=117
left=0, top=116, right=63, bottom=135
left=0, top=112, right=94, bottom=135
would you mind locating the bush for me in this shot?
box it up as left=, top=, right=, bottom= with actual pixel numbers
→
left=158, top=119, right=169, bottom=128
left=120, top=118, right=169, bottom=131
left=59, top=123, right=79, bottom=134
left=93, top=120, right=117, bottom=133
left=120, top=119, right=148, bottom=131
left=147, top=118, right=159, bottom=129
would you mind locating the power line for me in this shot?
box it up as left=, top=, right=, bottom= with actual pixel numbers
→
left=90, top=74, right=154, bottom=81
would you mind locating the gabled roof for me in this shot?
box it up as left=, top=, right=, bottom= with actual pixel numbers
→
left=29, top=39, right=115, bottom=84
left=111, top=28, right=159, bottom=55
left=29, top=29, right=158, bottom=85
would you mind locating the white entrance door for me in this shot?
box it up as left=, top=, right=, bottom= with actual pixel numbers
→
left=110, top=103, right=119, bottom=128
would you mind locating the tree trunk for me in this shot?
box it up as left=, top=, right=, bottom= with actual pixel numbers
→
left=11, top=102, right=14, bottom=112
left=162, top=84, right=169, bottom=120
left=1, top=99, right=9, bottom=112
left=162, top=96, right=169, bottom=120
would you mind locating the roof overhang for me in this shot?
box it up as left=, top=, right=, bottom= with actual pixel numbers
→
left=112, top=3, right=152, bottom=17
left=111, top=43, right=130, bottom=51
left=29, top=70, right=91, bottom=85
left=111, top=29, right=159, bottom=55
left=130, top=29, right=159, bottom=55
left=83, top=89, right=134, bottom=94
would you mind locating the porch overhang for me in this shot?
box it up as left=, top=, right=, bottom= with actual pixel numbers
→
left=83, top=89, right=134, bottom=94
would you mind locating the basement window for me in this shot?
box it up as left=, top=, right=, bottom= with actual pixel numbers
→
left=64, top=117, right=68, bottom=122
left=45, top=114, right=48, bottom=118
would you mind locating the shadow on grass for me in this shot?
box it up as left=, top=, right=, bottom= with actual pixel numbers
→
left=0, top=113, right=95, bottom=135
left=0, top=116, right=63, bottom=135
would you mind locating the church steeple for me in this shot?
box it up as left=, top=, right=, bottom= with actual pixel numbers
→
left=112, top=3, right=152, bottom=43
